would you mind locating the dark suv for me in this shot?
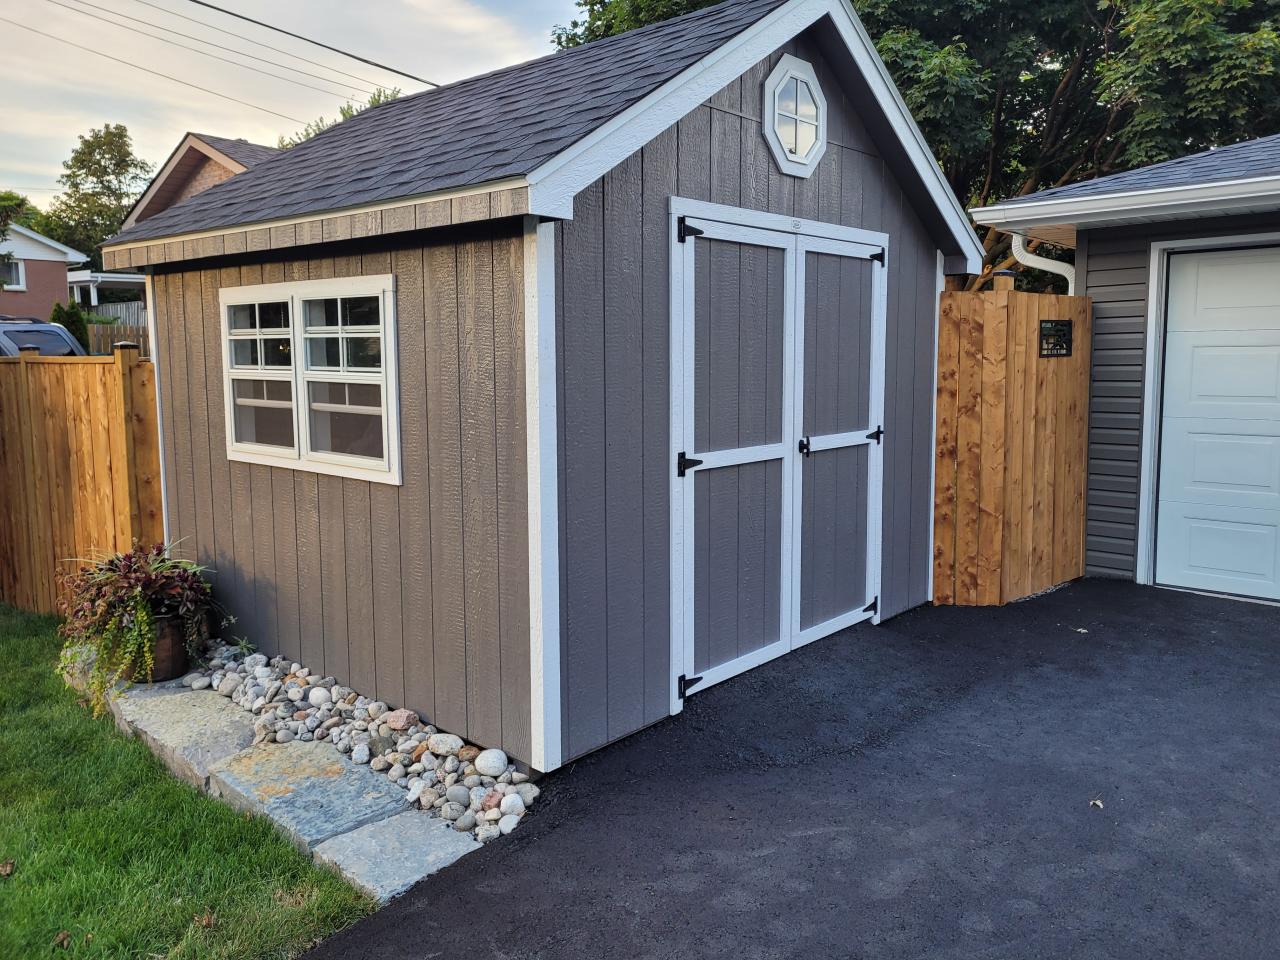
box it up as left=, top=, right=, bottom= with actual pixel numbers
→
left=0, top=317, right=86, bottom=357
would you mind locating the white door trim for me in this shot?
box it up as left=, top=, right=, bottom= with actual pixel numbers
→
left=668, top=197, right=887, bottom=710
left=1135, top=230, right=1280, bottom=586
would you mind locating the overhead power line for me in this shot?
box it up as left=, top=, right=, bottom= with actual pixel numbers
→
left=46, top=0, right=369, bottom=101
left=57, top=0, right=377, bottom=97
left=181, top=0, right=438, bottom=87
left=127, top=0, right=389, bottom=90
left=0, top=17, right=305, bottom=123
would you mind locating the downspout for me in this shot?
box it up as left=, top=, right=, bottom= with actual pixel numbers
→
left=1010, top=233, right=1075, bottom=295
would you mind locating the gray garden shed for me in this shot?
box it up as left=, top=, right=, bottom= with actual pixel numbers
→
left=102, top=0, right=982, bottom=771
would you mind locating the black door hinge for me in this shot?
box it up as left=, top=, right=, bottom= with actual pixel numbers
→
left=678, top=673, right=704, bottom=699
left=798, top=436, right=811, bottom=457
left=677, top=216, right=705, bottom=243
left=863, top=597, right=878, bottom=615
left=870, top=248, right=885, bottom=264
left=868, top=426, right=884, bottom=444
left=677, top=451, right=704, bottom=477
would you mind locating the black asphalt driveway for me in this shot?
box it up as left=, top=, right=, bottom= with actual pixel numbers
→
left=306, top=580, right=1280, bottom=960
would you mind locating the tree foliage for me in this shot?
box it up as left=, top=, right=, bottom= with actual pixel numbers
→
left=554, top=0, right=1280, bottom=277
left=50, top=301, right=90, bottom=351
left=278, top=88, right=402, bottom=149
left=30, top=125, right=153, bottom=272
left=0, top=190, right=33, bottom=267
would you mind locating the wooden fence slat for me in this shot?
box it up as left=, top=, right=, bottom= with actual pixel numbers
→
left=977, top=289, right=1008, bottom=605
left=932, top=293, right=961, bottom=604
left=954, top=293, right=984, bottom=605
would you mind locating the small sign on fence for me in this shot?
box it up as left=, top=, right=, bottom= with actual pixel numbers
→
left=1039, top=319, right=1073, bottom=358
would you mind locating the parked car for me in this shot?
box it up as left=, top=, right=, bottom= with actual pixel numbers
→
left=0, top=316, right=85, bottom=357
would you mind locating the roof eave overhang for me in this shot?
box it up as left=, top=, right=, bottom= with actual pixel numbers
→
left=972, top=174, right=1280, bottom=249
left=527, top=0, right=983, bottom=272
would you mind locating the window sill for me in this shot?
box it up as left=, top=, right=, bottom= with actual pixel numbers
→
left=227, top=445, right=402, bottom=486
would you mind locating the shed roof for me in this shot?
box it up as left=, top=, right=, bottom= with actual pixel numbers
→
left=108, top=0, right=789, bottom=246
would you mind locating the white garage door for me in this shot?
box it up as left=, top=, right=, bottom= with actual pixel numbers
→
left=1156, top=246, right=1280, bottom=599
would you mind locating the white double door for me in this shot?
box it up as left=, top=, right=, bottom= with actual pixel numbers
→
left=1156, top=246, right=1280, bottom=600
left=669, top=204, right=887, bottom=708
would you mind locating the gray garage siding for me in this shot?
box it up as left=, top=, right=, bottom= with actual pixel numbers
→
left=1080, top=212, right=1280, bottom=577
left=554, top=31, right=942, bottom=762
left=151, top=223, right=533, bottom=764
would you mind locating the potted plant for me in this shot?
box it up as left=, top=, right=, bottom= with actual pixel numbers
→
left=59, top=544, right=220, bottom=715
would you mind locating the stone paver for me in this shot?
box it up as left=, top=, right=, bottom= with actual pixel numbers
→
left=208, top=740, right=409, bottom=848
left=312, top=811, right=481, bottom=902
left=112, top=686, right=254, bottom=788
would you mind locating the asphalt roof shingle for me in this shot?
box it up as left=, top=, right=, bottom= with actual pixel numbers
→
left=1003, top=132, right=1280, bottom=206
left=109, top=0, right=789, bottom=245
left=194, top=133, right=279, bottom=169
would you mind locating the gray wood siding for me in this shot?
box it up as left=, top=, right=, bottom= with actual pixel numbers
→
left=555, top=32, right=942, bottom=761
left=152, top=223, right=532, bottom=764
left=1079, top=212, right=1280, bottom=577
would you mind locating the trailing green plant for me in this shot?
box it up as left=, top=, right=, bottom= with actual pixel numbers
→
left=57, top=544, right=220, bottom=715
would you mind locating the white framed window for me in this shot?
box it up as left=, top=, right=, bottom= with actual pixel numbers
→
left=1, top=259, right=26, bottom=291
left=763, top=55, right=828, bottom=179
left=218, top=275, right=401, bottom=485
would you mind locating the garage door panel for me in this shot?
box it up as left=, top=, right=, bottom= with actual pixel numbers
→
left=1159, top=419, right=1280, bottom=509
left=1168, top=247, right=1280, bottom=332
left=1163, top=331, right=1280, bottom=420
left=1155, top=503, right=1280, bottom=598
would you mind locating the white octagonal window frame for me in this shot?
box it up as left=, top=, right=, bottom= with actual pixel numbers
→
left=763, top=54, right=828, bottom=179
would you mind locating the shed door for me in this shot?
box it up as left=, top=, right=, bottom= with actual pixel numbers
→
left=1156, top=247, right=1280, bottom=599
left=670, top=212, right=885, bottom=707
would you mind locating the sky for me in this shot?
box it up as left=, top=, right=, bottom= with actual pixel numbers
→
left=0, top=0, right=580, bottom=205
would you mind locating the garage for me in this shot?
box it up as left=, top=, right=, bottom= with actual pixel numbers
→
left=971, top=132, right=1280, bottom=605
left=1155, top=247, right=1280, bottom=599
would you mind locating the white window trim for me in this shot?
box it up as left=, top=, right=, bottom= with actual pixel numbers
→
left=218, top=274, right=402, bottom=485
left=762, top=54, right=828, bottom=179
left=2, top=259, right=26, bottom=292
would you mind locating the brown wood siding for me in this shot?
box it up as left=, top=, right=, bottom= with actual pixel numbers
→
left=554, top=31, right=943, bottom=761
left=151, top=223, right=532, bottom=763
left=1078, top=212, right=1280, bottom=578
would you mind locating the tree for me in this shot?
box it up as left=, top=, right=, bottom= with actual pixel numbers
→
left=35, top=125, right=153, bottom=271
left=278, top=87, right=402, bottom=149
left=50, top=301, right=90, bottom=352
left=0, top=190, right=32, bottom=267
left=553, top=0, right=1280, bottom=282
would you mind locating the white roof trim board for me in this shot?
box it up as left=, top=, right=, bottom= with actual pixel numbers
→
left=528, top=0, right=982, bottom=270
left=972, top=173, right=1280, bottom=249
left=3, top=224, right=88, bottom=263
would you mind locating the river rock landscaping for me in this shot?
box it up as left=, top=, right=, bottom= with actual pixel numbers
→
left=181, top=644, right=539, bottom=844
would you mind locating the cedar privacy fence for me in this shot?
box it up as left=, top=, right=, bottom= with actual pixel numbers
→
left=933, top=274, right=1092, bottom=605
left=0, top=344, right=163, bottom=614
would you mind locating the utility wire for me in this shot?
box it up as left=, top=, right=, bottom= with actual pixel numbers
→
left=56, top=0, right=378, bottom=97
left=127, top=0, right=389, bottom=90
left=0, top=17, right=306, bottom=123
left=182, top=0, right=437, bottom=87
left=45, top=0, right=368, bottom=101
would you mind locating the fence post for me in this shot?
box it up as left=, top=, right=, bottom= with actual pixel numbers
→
left=112, top=342, right=143, bottom=551
left=15, top=347, right=47, bottom=610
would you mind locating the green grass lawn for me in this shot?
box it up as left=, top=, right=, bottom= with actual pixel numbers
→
left=0, top=605, right=373, bottom=959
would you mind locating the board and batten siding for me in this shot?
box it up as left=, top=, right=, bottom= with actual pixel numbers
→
left=1079, top=212, right=1280, bottom=578
left=151, top=223, right=533, bottom=764
left=554, top=32, right=942, bottom=762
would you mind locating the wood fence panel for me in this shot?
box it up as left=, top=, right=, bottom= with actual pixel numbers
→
left=933, top=285, right=1092, bottom=605
left=87, top=323, right=150, bottom=358
left=0, top=346, right=162, bottom=614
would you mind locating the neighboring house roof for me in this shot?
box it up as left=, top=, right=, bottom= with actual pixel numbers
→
left=104, top=0, right=982, bottom=271
left=2, top=223, right=88, bottom=263
left=193, top=133, right=280, bottom=169
left=122, top=131, right=279, bottom=229
left=972, top=131, right=1280, bottom=248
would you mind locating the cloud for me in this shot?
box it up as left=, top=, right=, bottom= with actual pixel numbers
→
left=0, top=0, right=575, bottom=197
